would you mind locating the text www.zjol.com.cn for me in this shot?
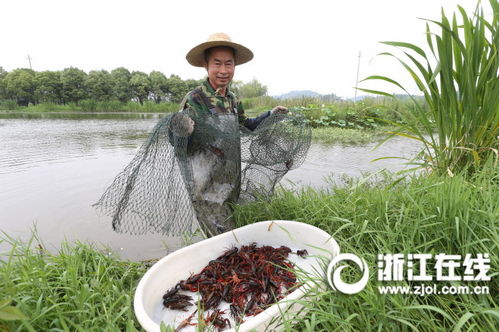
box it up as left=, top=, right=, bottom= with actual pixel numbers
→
left=377, top=284, right=490, bottom=296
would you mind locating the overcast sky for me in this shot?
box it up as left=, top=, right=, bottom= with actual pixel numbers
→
left=0, top=0, right=489, bottom=98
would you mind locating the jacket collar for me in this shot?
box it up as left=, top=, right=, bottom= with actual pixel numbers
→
left=203, top=78, right=233, bottom=97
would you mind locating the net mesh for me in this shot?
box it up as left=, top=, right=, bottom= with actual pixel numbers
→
left=94, top=110, right=311, bottom=236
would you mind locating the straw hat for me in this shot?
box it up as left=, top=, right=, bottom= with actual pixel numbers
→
left=186, top=32, right=254, bottom=67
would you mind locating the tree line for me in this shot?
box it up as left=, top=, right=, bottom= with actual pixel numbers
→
left=0, top=66, right=269, bottom=107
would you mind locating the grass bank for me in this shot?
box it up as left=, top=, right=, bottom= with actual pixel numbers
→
left=0, top=238, right=147, bottom=331
left=234, top=163, right=498, bottom=331
left=0, top=100, right=179, bottom=113
left=311, top=126, right=394, bottom=145
left=1, top=164, right=497, bottom=331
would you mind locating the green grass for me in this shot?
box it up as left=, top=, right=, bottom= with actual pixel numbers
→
left=0, top=100, right=179, bottom=113
left=1, top=163, right=497, bottom=331
left=0, top=236, right=147, bottom=331
left=311, top=126, right=395, bottom=145
left=234, top=162, right=498, bottom=331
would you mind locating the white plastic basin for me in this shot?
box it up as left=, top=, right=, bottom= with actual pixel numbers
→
left=134, top=220, right=339, bottom=331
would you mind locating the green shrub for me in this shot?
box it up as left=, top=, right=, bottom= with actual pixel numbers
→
left=0, top=100, right=19, bottom=110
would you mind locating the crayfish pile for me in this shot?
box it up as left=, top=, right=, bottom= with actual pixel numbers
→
left=162, top=243, right=308, bottom=331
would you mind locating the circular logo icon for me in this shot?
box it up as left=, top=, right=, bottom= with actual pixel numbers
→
left=327, top=253, right=369, bottom=294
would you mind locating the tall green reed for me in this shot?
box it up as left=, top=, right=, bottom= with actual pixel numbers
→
left=360, top=0, right=498, bottom=175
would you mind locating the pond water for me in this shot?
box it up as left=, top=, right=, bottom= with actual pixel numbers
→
left=0, top=112, right=421, bottom=260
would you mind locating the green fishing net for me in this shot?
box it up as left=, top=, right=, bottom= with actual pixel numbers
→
left=94, top=110, right=311, bottom=237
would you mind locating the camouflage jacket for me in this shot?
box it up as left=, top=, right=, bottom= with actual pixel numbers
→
left=181, top=79, right=270, bottom=131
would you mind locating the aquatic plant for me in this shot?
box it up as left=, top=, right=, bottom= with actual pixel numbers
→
left=360, top=0, right=499, bottom=175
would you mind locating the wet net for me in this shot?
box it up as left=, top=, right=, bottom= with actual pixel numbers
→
left=93, top=110, right=311, bottom=237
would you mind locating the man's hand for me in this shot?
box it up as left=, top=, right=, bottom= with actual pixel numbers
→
left=171, top=113, right=195, bottom=137
left=186, top=117, right=195, bottom=135
left=271, top=106, right=289, bottom=114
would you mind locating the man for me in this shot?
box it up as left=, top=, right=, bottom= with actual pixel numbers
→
left=94, top=33, right=309, bottom=236
left=178, top=32, right=288, bottom=237
left=181, top=32, right=287, bottom=135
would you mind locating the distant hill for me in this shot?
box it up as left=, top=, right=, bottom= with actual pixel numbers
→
left=274, top=90, right=322, bottom=99
left=348, top=95, right=370, bottom=102
left=348, top=94, right=423, bottom=101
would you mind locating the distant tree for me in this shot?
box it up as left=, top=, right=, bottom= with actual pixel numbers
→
left=185, top=78, right=203, bottom=91
left=85, top=70, right=113, bottom=101
left=0, top=66, right=217, bottom=106
left=4, top=68, right=36, bottom=106
left=149, top=71, right=168, bottom=103
left=130, top=71, right=151, bottom=105
left=229, top=80, right=243, bottom=96
left=0, top=67, right=7, bottom=100
left=35, top=70, right=63, bottom=103
left=61, top=67, right=87, bottom=104
left=110, top=67, right=132, bottom=103
left=238, top=79, right=267, bottom=98
left=165, top=74, right=188, bottom=103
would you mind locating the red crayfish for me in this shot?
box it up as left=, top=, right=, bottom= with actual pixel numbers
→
left=162, top=243, right=308, bottom=331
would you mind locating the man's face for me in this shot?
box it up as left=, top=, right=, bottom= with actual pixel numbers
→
left=205, top=47, right=235, bottom=91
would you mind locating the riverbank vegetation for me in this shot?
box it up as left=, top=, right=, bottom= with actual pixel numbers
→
left=311, top=126, right=395, bottom=145
left=1, top=162, right=497, bottom=331
left=0, top=99, right=180, bottom=113
left=1, top=93, right=420, bottom=145
left=0, top=235, right=147, bottom=331
left=234, top=161, right=498, bottom=332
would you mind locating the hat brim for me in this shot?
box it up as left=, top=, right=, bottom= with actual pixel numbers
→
left=186, top=40, right=254, bottom=67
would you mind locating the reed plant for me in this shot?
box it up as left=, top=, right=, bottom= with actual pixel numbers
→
left=360, top=0, right=499, bottom=175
